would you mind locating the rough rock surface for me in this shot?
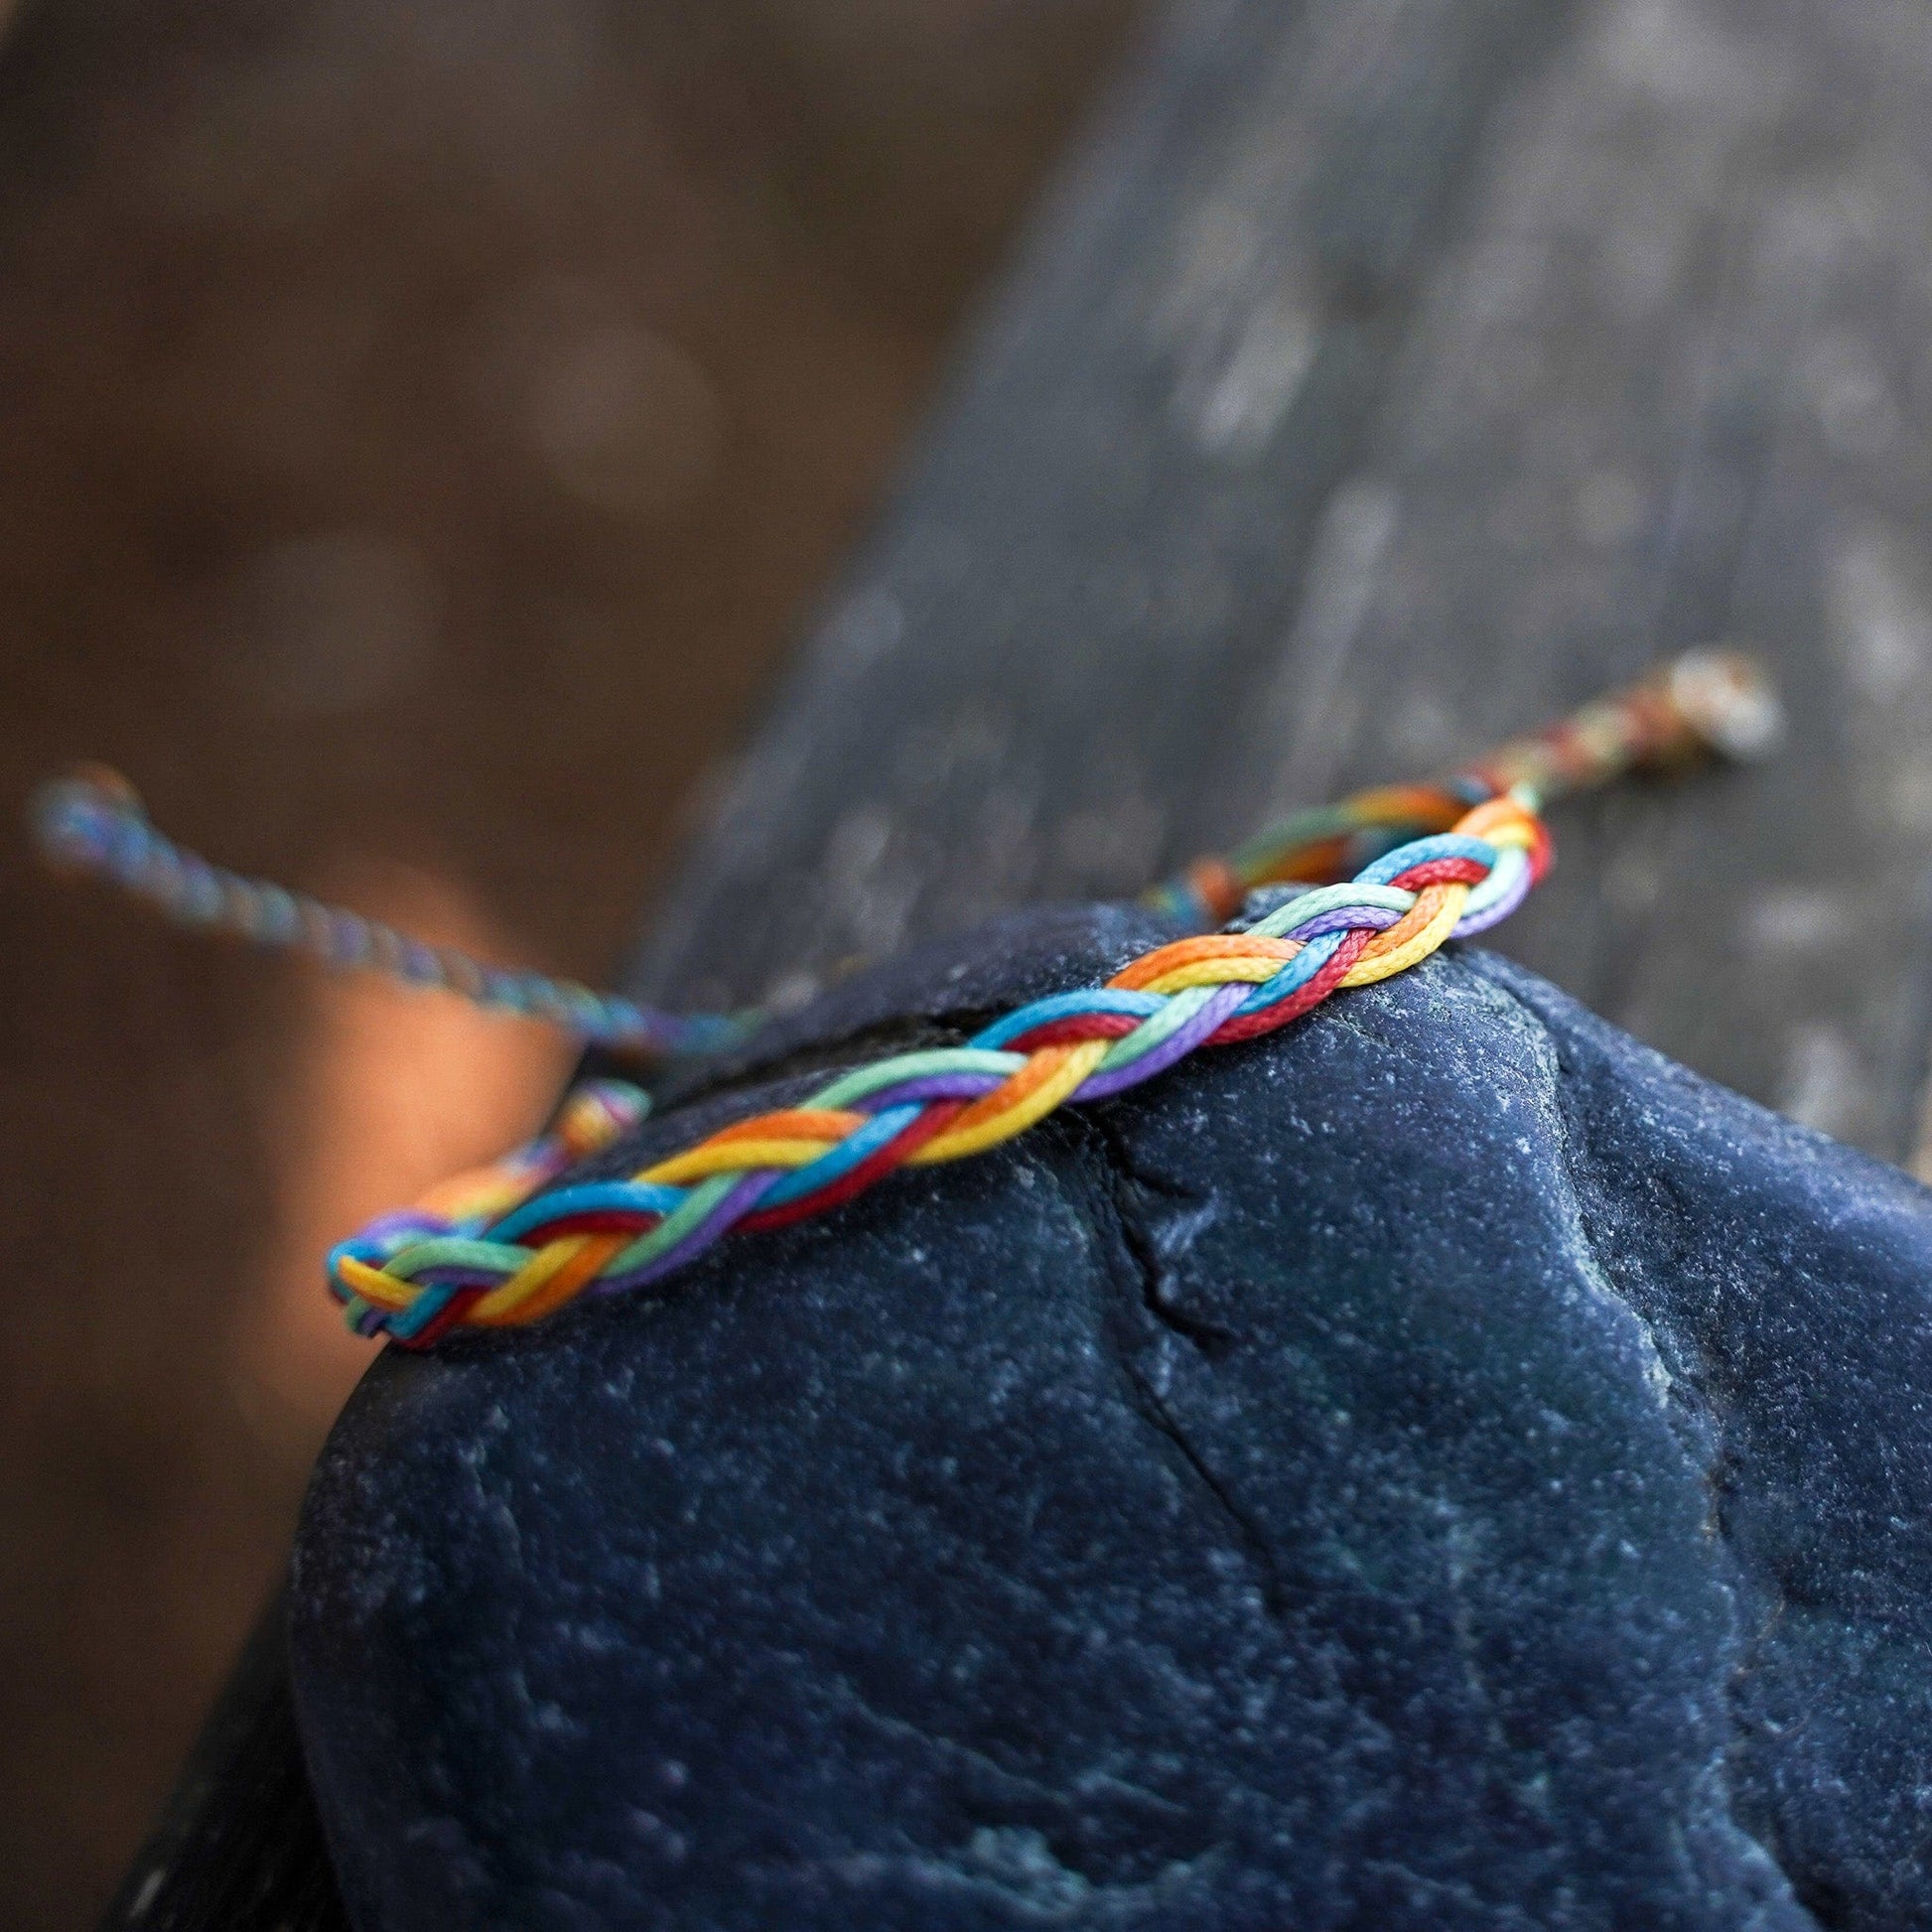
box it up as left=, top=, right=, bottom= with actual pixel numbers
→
left=291, top=908, right=1932, bottom=1931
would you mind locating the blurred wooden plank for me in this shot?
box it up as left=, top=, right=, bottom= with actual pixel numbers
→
left=635, top=0, right=1932, bottom=1169
left=1229, top=0, right=1932, bottom=1162
left=630, top=0, right=1576, bottom=1015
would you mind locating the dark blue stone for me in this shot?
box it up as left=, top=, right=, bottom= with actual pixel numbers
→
left=290, top=909, right=1932, bottom=1931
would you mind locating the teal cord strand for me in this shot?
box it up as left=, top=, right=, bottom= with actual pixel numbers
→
left=29, top=768, right=754, bottom=1057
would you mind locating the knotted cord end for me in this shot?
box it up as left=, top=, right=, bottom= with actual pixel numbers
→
left=29, top=764, right=147, bottom=875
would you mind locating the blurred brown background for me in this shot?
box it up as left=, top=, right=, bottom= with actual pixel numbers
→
left=0, top=1, right=1140, bottom=1923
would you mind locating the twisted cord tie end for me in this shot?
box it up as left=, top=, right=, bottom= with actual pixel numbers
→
left=27, top=768, right=757, bottom=1058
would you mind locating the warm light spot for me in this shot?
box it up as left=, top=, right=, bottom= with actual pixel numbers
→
left=236, top=853, right=575, bottom=1444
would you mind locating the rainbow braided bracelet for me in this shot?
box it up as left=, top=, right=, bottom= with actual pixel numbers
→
left=32, top=649, right=1780, bottom=1347
left=330, top=792, right=1546, bottom=1344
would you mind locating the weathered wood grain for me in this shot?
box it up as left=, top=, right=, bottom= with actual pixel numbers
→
left=629, top=0, right=1576, bottom=1013
left=633, top=0, right=1932, bottom=1170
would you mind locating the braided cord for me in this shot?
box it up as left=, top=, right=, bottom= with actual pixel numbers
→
left=329, top=792, right=1548, bottom=1345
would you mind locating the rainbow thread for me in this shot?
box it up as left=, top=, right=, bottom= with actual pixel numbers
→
left=328, top=792, right=1547, bottom=1345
